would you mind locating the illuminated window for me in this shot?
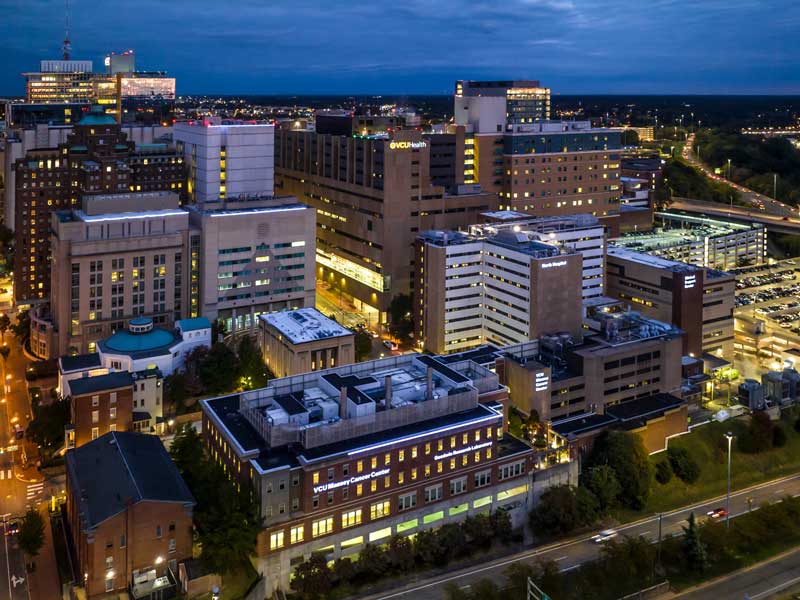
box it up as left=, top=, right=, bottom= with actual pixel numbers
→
left=370, top=500, right=390, bottom=520
left=384, top=453, right=391, bottom=466
left=462, top=455, right=468, bottom=467
left=398, top=472, right=404, bottom=484
left=311, top=517, right=333, bottom=538
left=437, top=462, right=443, bottom=474
left=425, top=443, right=431, bottom=455
left=341, top=509, right=362, bottom=529
left=290, top=526, right=304, bottom=544
left=474, top=430, right=481, bottom=442
left=356, top=484, right=363, bottom=496
left=411, top=446, right=418, bottom=458
left=437, top=439, right=444, bottom=451
left=371, top=457, right=377, bottom=469
left=424, top=465, right=431, bottom=477
left=269, top=531, right=284, bottom=550
left=399, top=450, right=405, bottom=462
left=450, top=436, right=456, bottom=448
left=411, top=468, right=418, bottom=480
left=370, top=480, right=377, bottom=492
left=312, top=472, right=319, bottom=485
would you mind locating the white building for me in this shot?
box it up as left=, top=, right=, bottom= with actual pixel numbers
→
left=173, top=120, right=275, bottom=205
left=472, top=212, right=607, bottom=300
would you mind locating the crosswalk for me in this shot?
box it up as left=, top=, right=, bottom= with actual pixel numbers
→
left=26, top=482, right=43, bottom=501
left=0, top=469, right=11, bottom=480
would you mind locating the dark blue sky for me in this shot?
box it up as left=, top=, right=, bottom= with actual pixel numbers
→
left=3, top=0, right=799, bottom=96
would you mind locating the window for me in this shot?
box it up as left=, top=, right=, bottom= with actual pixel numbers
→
left=92, top=410, right=99, bottom=423
left=399, top=450, right=405, bottom=461
left=156, top=525, right=162, bottom=538
left=424, top=484, right=443, bottom=503
left=499, top=461, right=525, bottom=480
left=91, top=427, right=99, bottom=440
left=312, top=471, right=319, bottom=485
left=371, top=456, right=377, bottom=469
left=341, top=509, right=362, bottom=528
left=450, top=477, right=468, bottom=496
left=105, top=579, right=113, bottom=592
left=370, top=500, right=390, bottom=520
left=327, top=468, right=334, bottom=481
left=110, top=407, right=117, bottom=420
left=411, top=446, right=418, bottom=458
left=109, top=392, right=117, bottom=404
left=168, top=538, right=176, bottom=553
left=342, top=464, right=349, bottom=477
left=475, top=470, right=491, bottom=488
left=312, top=517, right=333, bottom=538
left=91, top=395, right=99, bottom=407
left=312, top=496, right=319, bottom=509
left=384, top=453, right=391, bottom=466
left=290, top=525, right=304, bottom=544
left=270, top=531, right=285, bottom=550
left=398, top=492, right=417, bottom=511
left=411, top=467, right=418, bottom=480
left=120, top=535, right=126, bottom=548
left=357, top=460, right=363, bottom=473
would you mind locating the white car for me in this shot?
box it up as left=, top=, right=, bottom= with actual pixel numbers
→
left=382, top=339, right=398, bottom=350
left=592, top=529, right=618, bottom=543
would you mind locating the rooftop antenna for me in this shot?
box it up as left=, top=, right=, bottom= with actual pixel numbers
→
left=62, top=0, right=71, bottom=60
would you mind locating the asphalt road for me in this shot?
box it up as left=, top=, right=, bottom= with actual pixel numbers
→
left=0, top=522, right=29, bottom=600
left=362, top=473, right=800, bottom=600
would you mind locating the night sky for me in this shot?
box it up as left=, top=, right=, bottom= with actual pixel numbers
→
left=3, top=0, right=799, bottom=96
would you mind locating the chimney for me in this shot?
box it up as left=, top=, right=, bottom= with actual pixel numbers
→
left=339, top=386, right=347, bottom=419
left=426, top=366, right=434, bottom=401
left=384, top=375, right=392, bottom=408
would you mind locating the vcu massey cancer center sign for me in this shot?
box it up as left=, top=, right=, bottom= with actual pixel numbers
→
left=313, top=468, right=391, bottom=494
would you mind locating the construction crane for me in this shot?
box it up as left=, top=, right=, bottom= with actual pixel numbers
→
left=62, top=0, right=71, bottom=60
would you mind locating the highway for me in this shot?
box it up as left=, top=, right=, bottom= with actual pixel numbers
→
left=361, top=473, right=800, bottom=600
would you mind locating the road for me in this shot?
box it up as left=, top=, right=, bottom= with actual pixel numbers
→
left=681, top=134, right=799, bottom=219
left=361, top=473, right=800, bottom=600
left=668, top=199, right=800, bottom=235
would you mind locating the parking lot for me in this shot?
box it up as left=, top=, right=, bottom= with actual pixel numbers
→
left=733, top=260, right=800, bottom=336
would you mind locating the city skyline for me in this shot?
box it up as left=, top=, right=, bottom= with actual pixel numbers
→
left=3, top=0, right=800, bottom=96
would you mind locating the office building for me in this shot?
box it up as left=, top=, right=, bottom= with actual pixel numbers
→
left=187, top=196, right=316, bottom=332
left=620, top=154, right=662, bottom=190
left=65, top=431, right=194, bottom=599
left=605, top=246, right=735, bottom=360
left=259, top=308, right=355, bottom=378
left=23, top=60, right=110, bottom=104
left=415, top=230, right=583, bottom=354
left=471, top=211, right=607, bottom=300
left=65, top=371, right=134, bottom=448
left=12, top=107, right=185, bottom=306
left=274, top=126, right=498, bottom=323
left=37, top=191, right=194, bottom=358
left=105, top=50, right=136, bottom=74
left=454, top=80, right=551, bottom=127
left=201, top=352, right=573, bottom=592
left=498, top=310, right=684, bottom=422
left=611, top=212, right=767, bottom=270
left=173, top=119, right=275, bottom=205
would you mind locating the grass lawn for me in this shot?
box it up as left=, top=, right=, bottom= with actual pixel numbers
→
left=193, top=560, right=259, bottom=600
left=616, top=413, right=800, bottom=521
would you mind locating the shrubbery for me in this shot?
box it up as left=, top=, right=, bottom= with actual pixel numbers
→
left=655, top=460, right=673, bottom=485
left=668, top=446, right=701, bottom=484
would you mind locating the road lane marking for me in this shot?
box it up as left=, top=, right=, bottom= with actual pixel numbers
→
left=6, top=471, right=10, bottom=480
left=555, top=556, right=567, bottom=561
left=3, top=522, right=11, bottom=600
left=560, top=563, right=582, bottom=573
left=751, top=573, right=800, bottom=599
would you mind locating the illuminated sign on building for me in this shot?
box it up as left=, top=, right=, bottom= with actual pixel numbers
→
left=535, top=371, right=548, bottom=392
left=433, top=441, right=492, bottom=462
left=684, top=274, right=697, bottom=289
left=389, top=141, right=427, bottom=150
left=312, top=468, right=390, bottom=494
left=541, top=260, right=568, bottom=269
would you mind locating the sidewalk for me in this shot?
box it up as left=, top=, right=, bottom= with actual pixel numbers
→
left=27, top=505, right=61, bottom=600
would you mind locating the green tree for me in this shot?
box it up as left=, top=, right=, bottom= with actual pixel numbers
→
left=668, top=446, right=701, bottom=484
left=583, top=465, right=622, bottom=512
left=463, top=513, right=494, bottom=546
left=0, top=314, right=11, bottom=343
left=622, top=129, right=640, bottom=146
left=237, top=335, right=267, bottom=389
left=18, top=508, right=45, bottom=559
left=413, top=528, right=447, bottom=566
left=291, top=553, right=333, bottom=600
left=388, top=294, right=414, bottom=340
left=199, top=342, right=240, bottom=394
left=164, top=372, right=187, bottom=413
left=655, top=460, right=673, bottom=485
left=385, top=535, right=415, bottom=573
left=357, top=543, right=389, bottom=579
left=530, top=485, right=592, bottom=536
left=26, top=398, right=70, bottom=456
left=683, top=512, right=709, bottom=572
left=490, top=509, right=514, bottom=544
left=354, top=329, right=373, bottom=362
left=331, top=557, right=357, bottom=586
left=587, top=431, right=653, bottom=510
left=12, top=310, right=30, bottom=343
left=0, top=346, right=10, bottom=373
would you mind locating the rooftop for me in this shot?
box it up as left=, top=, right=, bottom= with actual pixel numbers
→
left=59, top=353, right=102, bottom=374
left=261, top=308, right=352, bottom=345
left=69, top=372, right=133, bottom=396
left=607, top=245, right=700, bottom=273
left=99, top=324, right=179, bottom=358
left=176, top=317, right=211, bottom=332
left=65, top=431, right=194, bottom=530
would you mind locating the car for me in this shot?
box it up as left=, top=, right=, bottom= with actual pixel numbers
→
left=707, top=507, right=727, bottom=519
left=13, top=424, right=23, bottom=440
left=592, top=529, right=618, bottom=543
left=382, top=339, right=398, bottom=350
left=5, top=522, right=18, bottom=536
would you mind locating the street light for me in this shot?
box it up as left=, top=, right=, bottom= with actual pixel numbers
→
left=725, top=431, right=734, bottom=529
left=727, top=158, right=732, bottom=180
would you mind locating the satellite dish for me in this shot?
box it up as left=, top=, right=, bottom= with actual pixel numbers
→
left=715, top=409, right=730, bottom=422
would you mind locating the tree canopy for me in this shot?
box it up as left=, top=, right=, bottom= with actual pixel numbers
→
left=585, top=431, right=653, bottom=510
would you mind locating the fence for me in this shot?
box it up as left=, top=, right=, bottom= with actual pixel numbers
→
left=618, top=581, right=670, bottom=600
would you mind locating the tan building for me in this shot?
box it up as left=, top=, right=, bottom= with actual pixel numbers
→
left=415, top=230, right=583, bottom=354
left=259, top=308, right=355, bottom=378
left=274, top=126, right=498, bottom=323
left=606, top=246, right=735, bottom=361
left=65, top=432, right=194, bottom=599
left=37, top=190, right=194, bottom=359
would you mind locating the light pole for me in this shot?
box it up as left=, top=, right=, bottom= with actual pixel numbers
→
left=773, top=173, right=778, bottom=200
left=727, top=158, right=732, bottom=180
left=725, top=431, right=734, bottom=529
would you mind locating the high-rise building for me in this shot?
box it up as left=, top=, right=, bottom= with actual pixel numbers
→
left=470, top=212, right=607, bottom=300
left=22, top=60, right=109, bottom=104
left=454, top=80, right=551, bottom=128
left=105, top=50, right=136, bottom=74
left=415, top=230, right=584, bottom=354
left=173, top=120, right=275, bottom=205
left=40, top=191, right=195, bottom=358
left=274, top=126, right=499, bottom=323
left=187, top=196, right=317, bottom=332
left=12, top=106, right=185, bottom=306
left=200, top=352, right=572, bottom=592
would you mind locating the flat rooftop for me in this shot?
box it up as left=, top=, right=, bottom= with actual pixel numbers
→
left=261, top=308, right=352, bottom=345
left=607, top=245, right=700, bottom=273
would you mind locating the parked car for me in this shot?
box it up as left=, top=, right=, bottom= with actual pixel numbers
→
left=382, top=339, right=398, bottom=351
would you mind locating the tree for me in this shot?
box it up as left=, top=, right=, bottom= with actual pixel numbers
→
left=237, top=335, right=267, bottom=389
left=682, top=512, right=709, bottom=572
left=331, top=557, right=357, bottom=586
left=738, top=411, right=775, bottom=454
left=773, top=426, right=788, bottom=448
left=291, top=553, right=333, bottom=599
left=354, top=329, right=373, bottom=362
left=583, top=465, right=622, bottom=512
left=0, top=314, right=11, bottom=343
left=0, top=346, right=10, bottom=372
left=622, top=129, right=640, bottom=146
left=490, top=509, right=514, bottom=544
left=357, top=543, right=389, bottom=580
left=12, top=310, right=30, bottom=343
left=385, top=535, right=415, bottom=573
left=18, top=508, right=45, bottom=559
left=183, top=346, right=209, bottom=395
left=164, top=372, right=187, bottom=413
left=169, top=425, right=204, bottom=483
left=387, top=294, right=414, bottom=340
left=26, top=398, right=70, bottom=456
left=586, top=431, right=653, bottom=510
left=655, top=460, right=673, bottom=485
left=668, top=446, right=701, bottom=484
left=199, top=342, right=240, bottom=394
left=413, top=528, right=447, bottom=566
left=530, top=485, right=592, bottom=536
left=463, top=513, right=494, bottom=546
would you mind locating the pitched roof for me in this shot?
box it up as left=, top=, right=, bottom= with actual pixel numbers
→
left=66, top=431, right=194, bottom=530
left=68, top=371, right=133, bottom=397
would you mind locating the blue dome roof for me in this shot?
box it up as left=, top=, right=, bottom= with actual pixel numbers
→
left=103, top=328, right=176, bottom=354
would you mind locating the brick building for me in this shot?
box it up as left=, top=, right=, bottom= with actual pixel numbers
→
left=66, top=371, right=134, bottom=449
left=65, top=431, right=194, bottom=599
